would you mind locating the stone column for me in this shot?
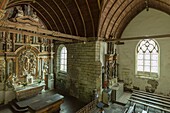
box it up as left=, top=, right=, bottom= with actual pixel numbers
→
left=37, top=57, right=40, bottom=78
left=41, top=58, right=44, bottom=82
left=48, top=41, right=54, bottom=89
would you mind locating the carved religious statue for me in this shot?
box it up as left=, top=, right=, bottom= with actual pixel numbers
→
left=16, top=6, right=24, bottom=17
left=19, top=49, right=37, bottom=78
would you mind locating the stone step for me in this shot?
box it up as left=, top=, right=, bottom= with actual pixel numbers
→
left=10, top=100, right=28, bottom=113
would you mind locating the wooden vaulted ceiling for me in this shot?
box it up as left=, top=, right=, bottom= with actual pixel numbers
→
left=4, top=0, right=170, bottom=40
left=99, top=0, right=170, bottom=40
left=6, top=0, right=101, bottom=38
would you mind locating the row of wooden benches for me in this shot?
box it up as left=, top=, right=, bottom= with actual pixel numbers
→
left=125, top=90, right=170, bottom=113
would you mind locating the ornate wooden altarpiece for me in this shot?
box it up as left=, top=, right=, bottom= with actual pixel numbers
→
left=103, top=36, right=119, bottom=89
left=0, top=5, right=54, bottom=103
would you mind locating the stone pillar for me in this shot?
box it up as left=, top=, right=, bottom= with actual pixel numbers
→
left=38, top=57, right=41, bottom=78
left=41, top=58, right=44, bottom=82
left=48, top=41, right=54, bottom=89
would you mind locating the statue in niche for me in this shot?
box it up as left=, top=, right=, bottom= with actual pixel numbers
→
left=16, top=6, right=24, bottom=17
left=43, top=62, right=48, bottom=75
left=32, top=12, right=39, bottom=22
left=6, top=34, right=12, bottom=52
left=24, top=5, right=33, bottom=16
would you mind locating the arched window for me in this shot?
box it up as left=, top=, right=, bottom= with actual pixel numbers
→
left=136, top=39, right=159, bottom=78
left=59, top=46, right=67, bottom=72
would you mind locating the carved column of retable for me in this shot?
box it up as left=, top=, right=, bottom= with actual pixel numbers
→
left=12, top=33, right=16, bottom=52
left=12, top=58, right=16, bottom=76
left=5, top=32, right=12, bottom=52
left=38, top=57, right=41, bottom=78
left=41, top=58, right=44, bottom=82
left=5, top=58, right=10, bottom=80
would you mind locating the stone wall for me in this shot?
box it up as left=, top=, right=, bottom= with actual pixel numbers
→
left=54, top=41, right=102, bottom=103
left=118, top=8, right=170, bottom=96
left=118, top=39, right=170, bottom=95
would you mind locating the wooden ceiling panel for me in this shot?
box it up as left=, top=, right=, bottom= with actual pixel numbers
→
left=88, top=0, right=100, bottom=37
left=99, top=0, right=170, bottom=40
left=76, top=0, right=94, bottom=37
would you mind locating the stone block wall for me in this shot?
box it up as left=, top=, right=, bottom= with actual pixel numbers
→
left=54, top=41, right=102, bottom=103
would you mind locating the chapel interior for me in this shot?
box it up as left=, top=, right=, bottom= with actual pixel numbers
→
left=0, top=0, right=170, bottom=113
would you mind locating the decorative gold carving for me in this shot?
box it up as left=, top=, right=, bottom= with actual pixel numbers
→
left=10, top=5, right=42, bottom=28
left=0, top=9, right=5, bottom=19
left=0, top=59, right=5, bottom=82
left=19, top=49, right=37, bottom=78
left=6, top=32, right=12, bottom=52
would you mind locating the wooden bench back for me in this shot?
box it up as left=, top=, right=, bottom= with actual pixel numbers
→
left=128, top=99, right=170, bottom=113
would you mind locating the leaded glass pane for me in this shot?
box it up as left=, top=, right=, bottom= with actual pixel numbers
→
left=145, top=54, right=150, bottom=60
left=138, top=54, right=143, bottom=59
left=151, top=61, right=158, bottom=66
left=138, top=60, right=143, bottom=65
left=144, top=66, right=150, bottom=72
left=144, top=60, right=150, bottom=65
left=151, top=67, right=158, bottom=73
left=138, top=66, right=143, bottom=71
left=151, top=55, right=158, bottom=60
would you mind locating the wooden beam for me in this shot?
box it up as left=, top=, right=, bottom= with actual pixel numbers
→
left=0, top=27, right=73, bottom=42
left=105, top=34, right=170, bottom=42
left=74, top=0, right=86, bottom=37
left=0, top=0, right=9, bottom=9
left=0, top=20, right=87, bottom=41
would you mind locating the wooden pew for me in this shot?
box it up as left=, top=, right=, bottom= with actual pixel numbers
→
left=133, top=91, right=170, bottom=102
left=133, top=90, right=170, bottom=99
left=128, top=99, right=170, bottom=113
left=123, top=108, right=128, bottom=113
left=132, top=93, right=170, bottom=105
left=130, top=96, right=170, bottom=109
left=142, top=106, right=149, bottom=113
left=28, top=93, right=64, bottom=113
left=126, top=103, right=136, bottom=113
